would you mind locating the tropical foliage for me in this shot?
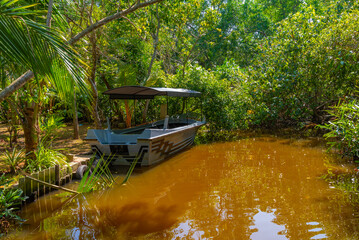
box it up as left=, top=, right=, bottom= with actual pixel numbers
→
left=319, top=100, right=359, bottom=159
left=2, top=147, right=23, bottom=174
left=0, top=174, right=27, bottom=236
left=1, top=0, right=359, bottom=228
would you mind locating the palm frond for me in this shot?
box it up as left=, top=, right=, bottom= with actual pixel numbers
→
left=0, top=14, right=88, bottom=95
left=0, top=0, right=45, bottom=16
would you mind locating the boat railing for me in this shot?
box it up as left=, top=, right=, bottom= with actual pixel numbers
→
left=171, top=112, right=203, bottom=122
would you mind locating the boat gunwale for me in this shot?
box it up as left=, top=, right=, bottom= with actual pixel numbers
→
left=86, top=121, right=205, bottom=145
left=137, top=121, right=205, bottom=141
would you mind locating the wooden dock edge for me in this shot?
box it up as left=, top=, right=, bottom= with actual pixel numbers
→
left=12, top=155, right=92, bottom=203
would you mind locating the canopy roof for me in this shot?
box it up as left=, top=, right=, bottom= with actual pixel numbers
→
left=103, top=86, right=202, bottom=99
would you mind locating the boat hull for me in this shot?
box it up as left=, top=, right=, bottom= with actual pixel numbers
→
left=86, top=121, right=204, bottom=166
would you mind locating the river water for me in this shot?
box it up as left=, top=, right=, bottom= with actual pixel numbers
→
left=13, top=137, right=359, bottom=239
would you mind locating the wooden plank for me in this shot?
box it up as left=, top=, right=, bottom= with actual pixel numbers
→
left=50, top=166, right=55, bottom=184
left=70, top=162, right=80, bottom=172
left=39, top=170, right=45, bottom=195
left=23, top=175, right=79, bottom=194
left=45, top=170, right=49, bottom=193
left=32, top=172, right=39, bottom=199
left=25, top=176, right=31, bottom=196
left=66, top=165, right=72, bottom=175
left=61, top=167, right=67, bottom=178
left=18, top=177, right=25, bottom=196
left=55, top=165, right=60, bottom=185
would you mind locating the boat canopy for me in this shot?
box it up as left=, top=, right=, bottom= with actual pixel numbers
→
left=103, top=86, right=202, bottom=99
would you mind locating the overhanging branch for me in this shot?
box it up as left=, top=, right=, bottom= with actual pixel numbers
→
left=0, top=0, right=163, bottom=102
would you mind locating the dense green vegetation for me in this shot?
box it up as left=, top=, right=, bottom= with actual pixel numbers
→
left=1, top=0, right=359, bottom=232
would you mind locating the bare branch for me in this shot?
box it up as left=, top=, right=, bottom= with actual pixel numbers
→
left=68, top=0, right=163, bottom=45
left=46, top=0, right=54, bottom=27
left=0, top=70, right=34, bottom=102
left=0, top=0, right=163, bottom=102
left=147, top=3, right=160, bottom=80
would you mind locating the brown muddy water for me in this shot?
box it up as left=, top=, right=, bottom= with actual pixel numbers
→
left=10, top=137, right=359, bottom=239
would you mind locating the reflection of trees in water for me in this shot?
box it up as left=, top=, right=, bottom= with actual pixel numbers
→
left=14, top=138, right=359, bottom=239
left=151, top=138, right=359, bottom=239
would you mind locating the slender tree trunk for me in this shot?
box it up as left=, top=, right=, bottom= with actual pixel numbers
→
left=7, top=104, right=18, bottom=147
left=124, top=100, right=132, bottom=128
left=100, top=71, right=124, bottom=125
left=23, top=107, right=39, bottom=165
left=89, top=31, right=101, bottom=128
left=13, top=124, right=17, bottom=144
left=142, top=100, right=150, bottom=123
left=147, top=4, right=160, bottom=80
left=182, top=40, right=198, bottom=81
left=7, top=126, right=13, bottom=148
left=142, top=4, right=160, bottom=123
left=73, top=91, right=80, bottom=139
left=22, top=0, right=53, bottom=163
left=46, top=0, right=54, bottom=27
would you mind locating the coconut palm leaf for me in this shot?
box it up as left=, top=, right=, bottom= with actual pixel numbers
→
left=0, top=0, right=45, bottom=16
left=0, top=0, right=88, bottom=95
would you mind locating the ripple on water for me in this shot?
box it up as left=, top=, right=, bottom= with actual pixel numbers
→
left=14, top=137, right=359, bottom=239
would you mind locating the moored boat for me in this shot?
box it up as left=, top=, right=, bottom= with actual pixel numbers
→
left=85, top=86, right=205, bottom=166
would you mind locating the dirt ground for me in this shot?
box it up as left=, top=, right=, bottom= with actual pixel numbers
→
left=0, top=123, right=92, bottom=173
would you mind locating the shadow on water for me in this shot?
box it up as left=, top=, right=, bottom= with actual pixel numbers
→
left=9, top=136, right=359, bottom=239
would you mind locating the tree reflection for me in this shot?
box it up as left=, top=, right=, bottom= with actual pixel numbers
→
left=13, top=137, right=359, bottom=239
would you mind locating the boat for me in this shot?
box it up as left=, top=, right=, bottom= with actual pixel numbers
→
left=85, top=86, right=205, bottom=166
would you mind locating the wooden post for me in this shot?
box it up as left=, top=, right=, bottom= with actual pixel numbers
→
left=45, top=168, right=50, bottom=193
left=32, top=172, right=39, bottom=199
left=25, top=176, right=31, bottom=197
left=39, top=170, right=45, bottom=195
left=18, top=177, right=25, bottom=196
left=50, top=166, right=55, bottom=184
left=55, top=164, right=60, bottom=185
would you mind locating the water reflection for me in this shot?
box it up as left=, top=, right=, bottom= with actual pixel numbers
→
left=14, top=137, right=359, bottom=239
left=250, top=210, right=286, bottom=240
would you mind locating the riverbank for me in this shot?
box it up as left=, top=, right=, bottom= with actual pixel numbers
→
left=1, top=122, right=357, bottom=203
left=7, top=136, right=359, bottom=239
left=0, top=123, right=91, bottom=173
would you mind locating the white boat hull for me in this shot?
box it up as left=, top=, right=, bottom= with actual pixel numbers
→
left=86, top=119, right=204, bottom=166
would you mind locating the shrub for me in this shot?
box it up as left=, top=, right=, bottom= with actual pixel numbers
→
left=0, top=174, right=27, bottom=236
left=26, top=144, right=68, bottom=173
left=246, top=5, right=359, bottom=127
left=319, top=99, right=359, bottom=159
left=168, top=63, right=249, bottom=131
left=2, top=148, right=24, bottom=174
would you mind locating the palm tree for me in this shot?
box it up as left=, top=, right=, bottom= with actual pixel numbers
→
left=0, top=0, right=88, bottom=162
left=0, top=0, right=164, bottom=164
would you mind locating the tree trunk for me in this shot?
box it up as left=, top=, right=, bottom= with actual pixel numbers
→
left=73, top=91, right=80, bottom=139
left=23, top=107, right=39, bottom=165
left=7, top=104, right=18, bottom=147
left=21, top=0, right=53, bottom=164
left=124, top=100, right=132, bottom=128
left=89, top=31, right=101, bottom=129
left=142, top=4, right=160, bottom=123
left=142, top=99, right=150, bottom=123
left=46, top=0, right=54, bottom=27
left=147, top=4, right=161, bottom=80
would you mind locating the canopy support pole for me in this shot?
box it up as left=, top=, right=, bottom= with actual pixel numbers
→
left=200, top=96, right=203, bottom=121
left=134, top=99, right=136, bottom=126
left=166, top=96, right=169, bottom=117
left=186, top=97, right=188, bottom=124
